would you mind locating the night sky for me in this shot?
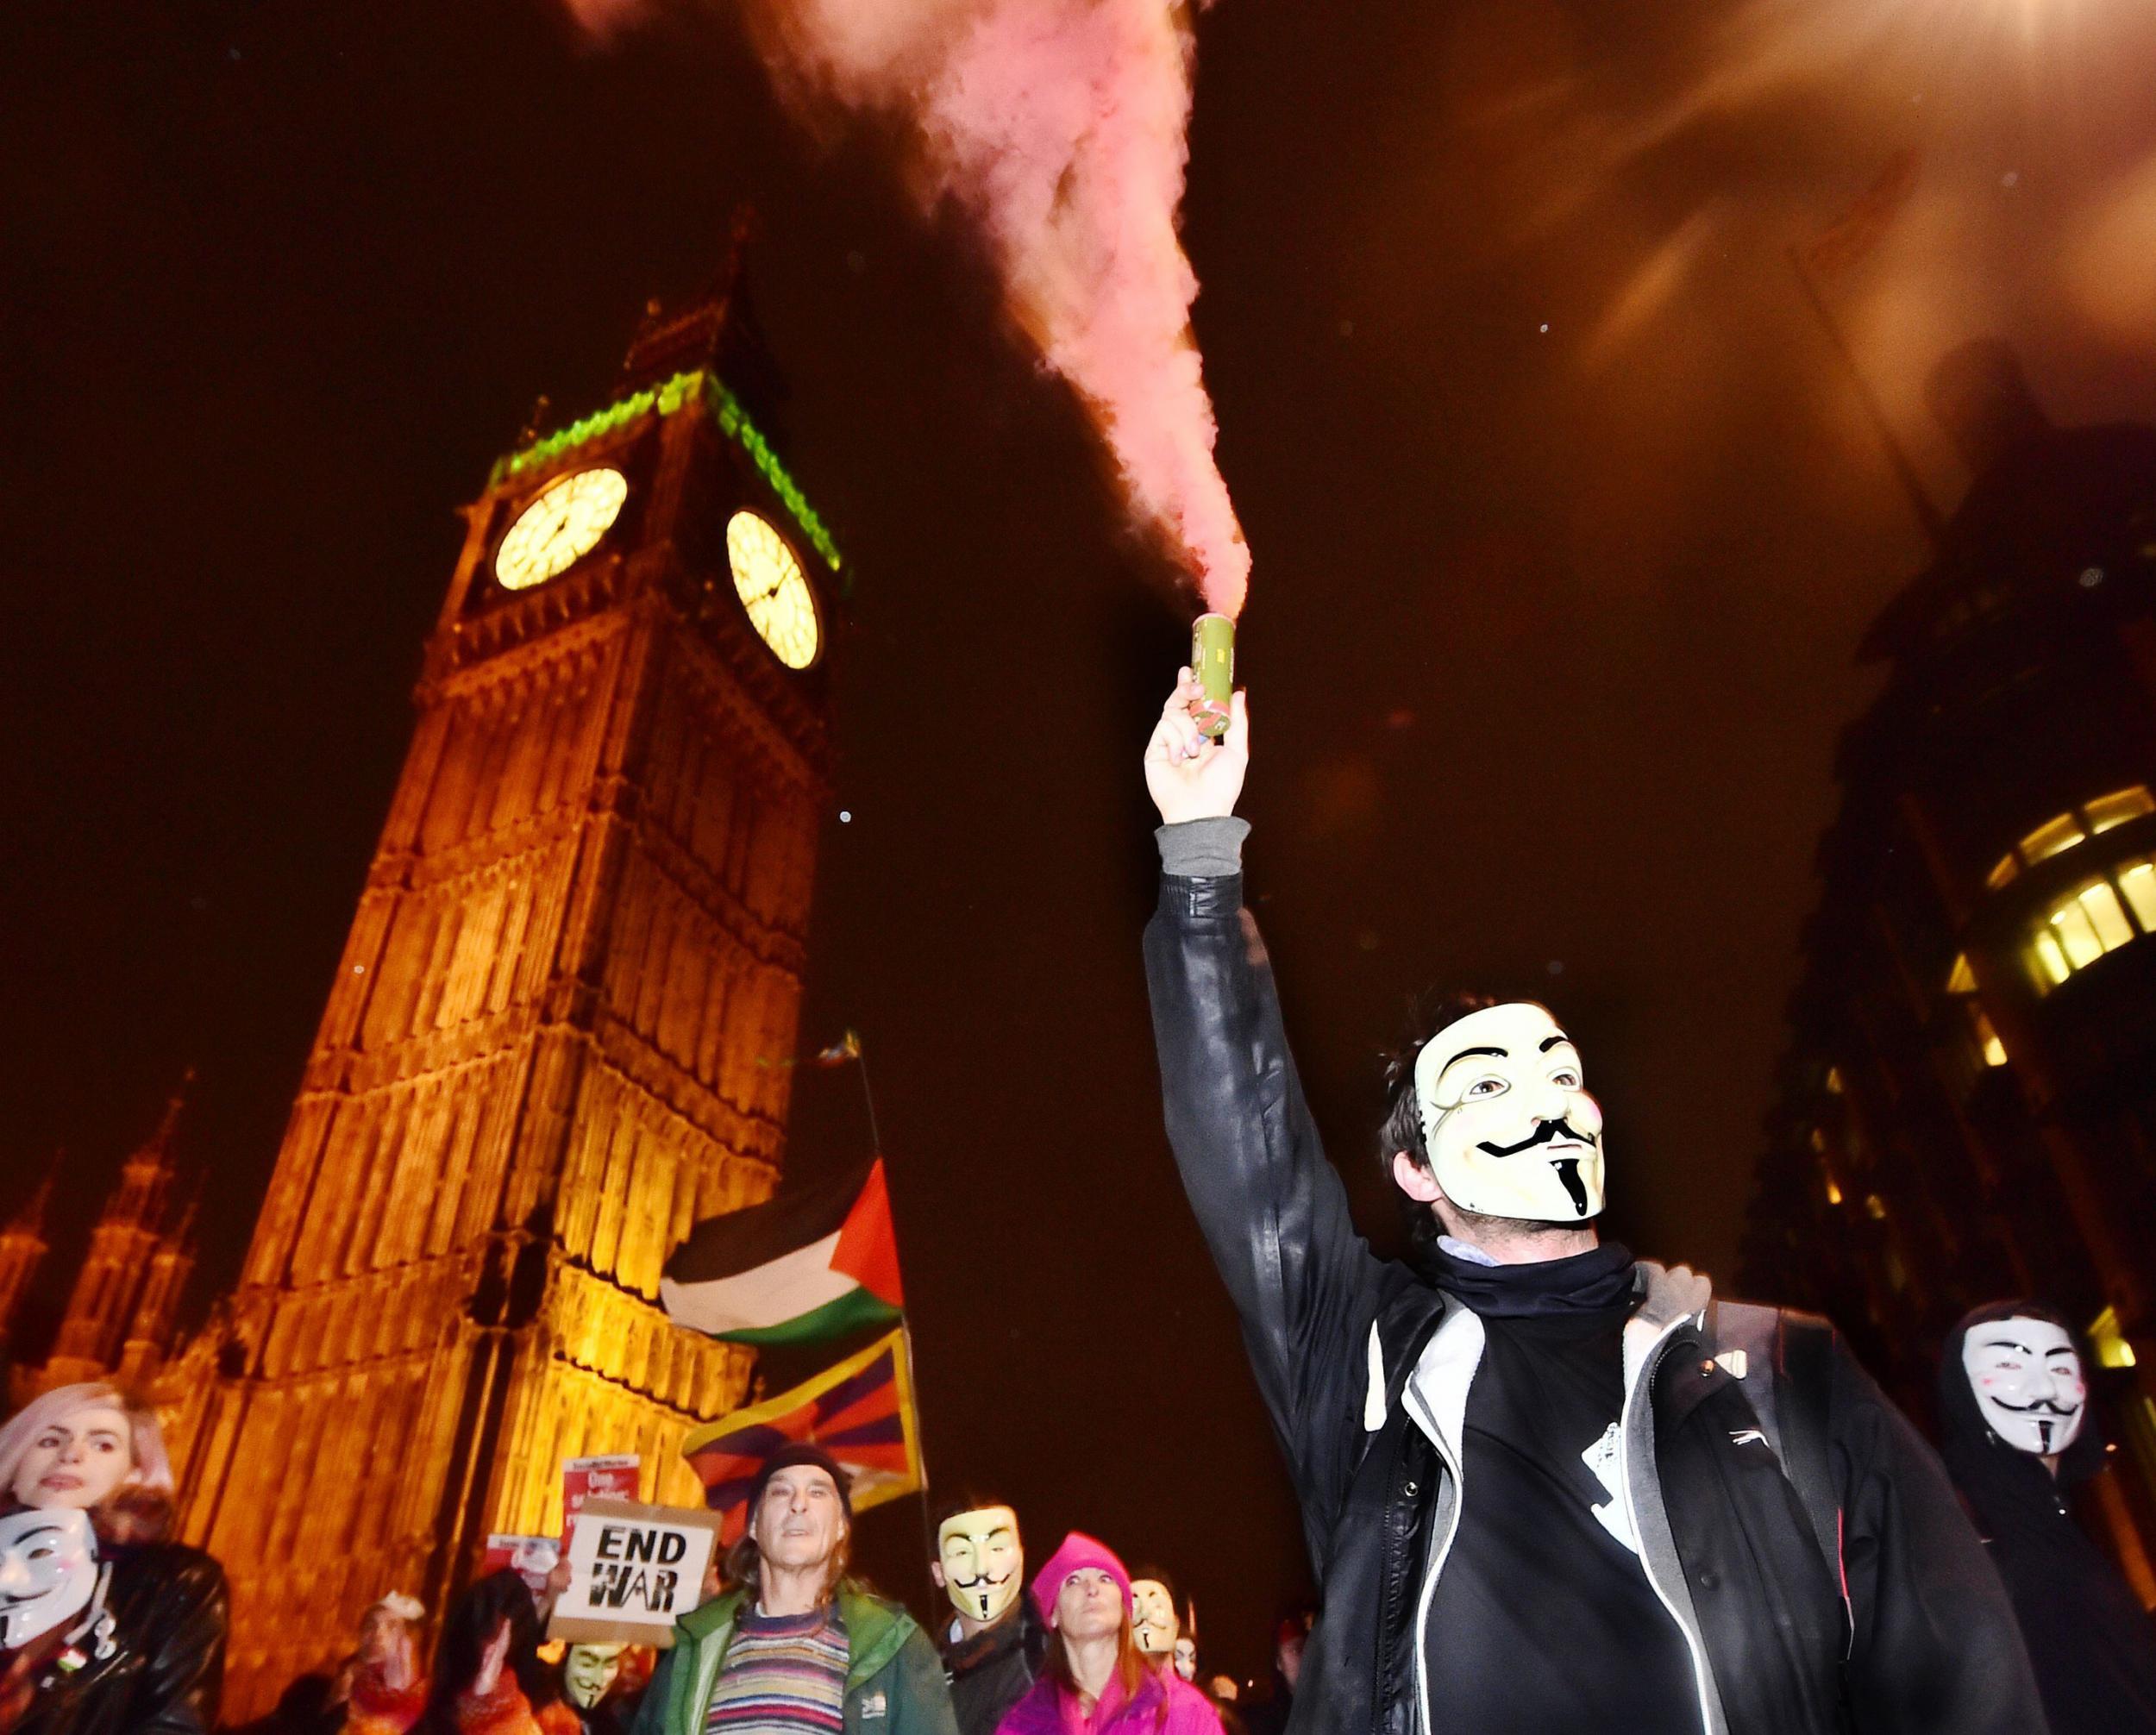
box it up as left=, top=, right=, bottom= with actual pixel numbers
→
left=8, top=0, right=2156, bottom=1683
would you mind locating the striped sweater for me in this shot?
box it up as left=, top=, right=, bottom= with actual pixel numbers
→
left=703, top=1606, right=849, bottom=1735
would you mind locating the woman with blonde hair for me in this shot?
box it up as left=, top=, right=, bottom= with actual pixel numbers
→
left=0, top=1382, right=226, bottom=1735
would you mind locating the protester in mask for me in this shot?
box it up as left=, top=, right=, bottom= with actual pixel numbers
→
left=0, top=1382, right=226, bottom=1735
left=554, top=1645, right=627, bottom=1735
left=1141, top=671, right=2044, bottom=1735
left=411, top=1571, right=574, bottom=1735
left=995, top=1537, right=1216, bottom=1735
left=1129, top=1575, right=1232, bottom=1735
left=931, top=1499, right=1043, bottom=1735
left=632, top=1445, right=955, bottom=1735
left=1939, top=1301, right=2156, bottom=1732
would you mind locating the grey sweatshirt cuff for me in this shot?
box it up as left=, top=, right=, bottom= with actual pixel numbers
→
left=1155, top=816, right=1250, bottom=877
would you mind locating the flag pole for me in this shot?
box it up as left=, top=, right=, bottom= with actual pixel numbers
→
left=1785, top=243, right=1946, bottom=548
left=839, top=1032, right=937, bottom=1607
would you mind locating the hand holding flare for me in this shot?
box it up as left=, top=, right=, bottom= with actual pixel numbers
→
left=1144, top=665, right=1248, bottom=826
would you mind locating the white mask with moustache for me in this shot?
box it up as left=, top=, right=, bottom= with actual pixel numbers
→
left=1963, top=1317, right=2087, bottom=1456
left=1414, top=1003, right=1607, bottom=1222
left=0, top=1507, right=100, bottom=1650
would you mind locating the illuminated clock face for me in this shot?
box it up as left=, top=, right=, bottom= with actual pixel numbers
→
left=727, top=510, right=820, bottom=669
left=494, top=467, right=629, bottom=592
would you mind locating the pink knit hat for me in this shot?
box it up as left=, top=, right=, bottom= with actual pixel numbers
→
left=1031, top=1531, right=1133, bottom=1625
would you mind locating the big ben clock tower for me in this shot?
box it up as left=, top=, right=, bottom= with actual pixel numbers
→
left=176, top=266, right=843, bottom=1713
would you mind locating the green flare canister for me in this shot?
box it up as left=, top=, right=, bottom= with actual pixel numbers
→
left=1191, top=611, right=1235, bottom=740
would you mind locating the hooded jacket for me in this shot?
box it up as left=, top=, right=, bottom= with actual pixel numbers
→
left=1938, top=1300, right=2156, bottom=1733
left=1143, top=836, right=2046, bottom=1735
left=995, top=1661, right=1218, bottom=1735
left=630, top=1585, right=957, bottom=1735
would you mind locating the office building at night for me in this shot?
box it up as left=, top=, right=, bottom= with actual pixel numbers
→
left=1742, top=341, right=2156, bottom=1594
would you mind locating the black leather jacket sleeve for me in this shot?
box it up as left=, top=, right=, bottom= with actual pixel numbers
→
left=1144, top=869, right=1389, bottom=1541
left=130, top=1550, right=228, bottom=1735
left=1830, top=1337, right=2050, bottom=1734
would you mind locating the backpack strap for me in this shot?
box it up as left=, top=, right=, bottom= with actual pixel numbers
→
left=1715, top=1301, right=1848, bottom=1648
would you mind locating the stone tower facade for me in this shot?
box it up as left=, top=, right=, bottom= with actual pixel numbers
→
left=41, top=1091, right=193, bottom=1393
left=174, top=279, right=841, bottom=1713
left=0, top=1173, right=54, bottom=1366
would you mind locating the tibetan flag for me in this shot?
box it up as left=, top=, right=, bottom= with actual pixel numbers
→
left=682, top=1326, right=924, bottom=1543
left=661, top=1158, right=904, bottom=1347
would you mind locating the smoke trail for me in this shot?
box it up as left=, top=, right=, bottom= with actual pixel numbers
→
left=567, top=0, right=1250, bottom=617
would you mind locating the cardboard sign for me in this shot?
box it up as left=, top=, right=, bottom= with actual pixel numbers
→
left=548, top=1498, right=721, bottom=1648
left=562, top=1455, right=641, bottom=1550
left=482, top=1533, right=561, bottom=1599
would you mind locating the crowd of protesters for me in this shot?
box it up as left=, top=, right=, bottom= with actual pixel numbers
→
left=3, top=1307, right=2153, bottom=1735
left=4, top=678, right=2156, bottom=1733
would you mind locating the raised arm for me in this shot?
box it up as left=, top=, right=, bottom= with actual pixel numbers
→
left=1142, top=671, right=1389, bottom=1520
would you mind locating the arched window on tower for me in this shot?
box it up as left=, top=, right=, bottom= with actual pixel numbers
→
left=2027, top=857, right=2156, bottom=990
left=1986, top=785, right=2153, bottom=890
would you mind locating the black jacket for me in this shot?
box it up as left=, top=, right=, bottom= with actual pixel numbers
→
left=939, top=1600, right=1044, bottom=1735
left=1938, top=1301, right=2156, bottom=1734
left=12, top=1538, right=227, bottom=1735
left=1144, top=863, right=2046, bottom=1735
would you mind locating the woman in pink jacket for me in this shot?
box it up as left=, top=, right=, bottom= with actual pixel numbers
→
left=994, top=1537, right=1221, bottom=1735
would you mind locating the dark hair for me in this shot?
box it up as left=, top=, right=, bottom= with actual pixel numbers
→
left=415, top=1570, right=554, bottom=1732
left=1378, top=992, right=1499, bottom=1243
left=932, top=1491, right=1016, bottom=1531
left=1128, top=1564, right=1180, bottom=1608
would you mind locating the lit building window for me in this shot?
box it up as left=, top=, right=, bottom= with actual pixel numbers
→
left=1989, top=785, right=2153, bottom=888
left=2028, top=857, right=2156, bottom=991
left=2091, top=1306, right=2139, bottom=1369
left=1943, top=953, right=2008, bottom=1067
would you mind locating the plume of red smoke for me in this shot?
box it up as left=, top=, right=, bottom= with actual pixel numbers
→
left=564, top=0, right=1250, bottom=617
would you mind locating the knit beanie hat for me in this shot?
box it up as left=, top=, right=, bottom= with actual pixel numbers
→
left=749, top=1444, right=854, bottom=1520
left=1031, top=1531, right=1132, bottom=1624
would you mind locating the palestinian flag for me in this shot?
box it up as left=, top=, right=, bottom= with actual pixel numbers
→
left=661, top=1158, right=904, bottom=1346
left=683, top=1327, right=924, bottom=1543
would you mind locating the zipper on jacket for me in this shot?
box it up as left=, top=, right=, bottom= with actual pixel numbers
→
left=1618, top=1318, right=1718, bottom=1735
left=1409, top=1421, right=1464, bottom=1735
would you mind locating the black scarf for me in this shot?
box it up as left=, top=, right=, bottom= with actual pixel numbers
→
left=1420, top=1239, right=1636, bottom=1318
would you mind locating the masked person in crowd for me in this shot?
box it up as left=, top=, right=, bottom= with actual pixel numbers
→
left=555, top=1646, right=628, bottom=1735
left=0, top=1382, right=226, bottom=1735
left=931, top=1500, right=1043, bottom=1735
left=1129, top=1575, right=1234, bottom=1735
left=1140, top=672, right=2044, bottom=1735
left=632, top=1445, right=956, bottom=1735
left=1940, top=1301, right=2156, bottom=1732
left=995, top=1538, right=1217, bottom=1735
left=412, top=1571, right=575, bottom=1735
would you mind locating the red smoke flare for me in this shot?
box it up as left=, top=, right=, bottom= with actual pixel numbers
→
left=564, top=0, right=1250, bottom=617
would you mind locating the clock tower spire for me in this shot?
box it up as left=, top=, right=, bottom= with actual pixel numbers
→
left=177, top=266, right=845, bottom=1714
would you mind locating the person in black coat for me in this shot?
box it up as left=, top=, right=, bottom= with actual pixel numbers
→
left=0, top=1382, right=227, bottom=1735
left=930, top=1500, right=1044, bottom=1735
left=1140, top=668, right=2046, bottom=1735
left=1940, top=1300, right=2156, bottom=1733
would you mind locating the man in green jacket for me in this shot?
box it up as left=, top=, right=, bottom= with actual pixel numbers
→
left=632, top=1444, right=956, bottom=1735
